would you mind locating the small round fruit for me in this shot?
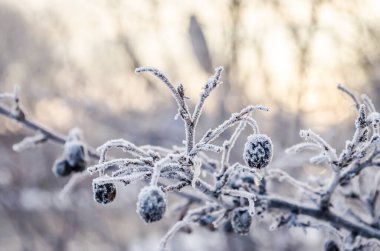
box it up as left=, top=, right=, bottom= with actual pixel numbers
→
left=137, top=186, right=167, bottom=223
left=52, top=158, right=72, bottom=177
left=223, top=220, right=234, bottom=234
left=243, top=134, right=273, bottom=169
left=64, top=141, right=87, bottom=170
left=231, top=207, right=252, bottom=235
left=70, top=159, right=86, bottom=173
left=93, top=182, right=116, bottom=204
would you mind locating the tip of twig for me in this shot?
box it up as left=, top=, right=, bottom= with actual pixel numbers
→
left=215, top=66, right=224, bottom=72
left=299, top=129, right=310, bottom=138
left=14, top=85, right=21, bottom=94
left=135, top=67, right=145, bottom=74
left=135, top=67, right=156, bottom=74
left=254, top=105, right=270, bottom=112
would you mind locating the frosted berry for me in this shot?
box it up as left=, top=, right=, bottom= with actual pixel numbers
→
left=52, top=158, right=72, bottom=177
left=243, top=134, right=273, bottom=169
left=137, top=186, right=167, bottom=223
left=223, top=220, right=234, bottom=234
left=93, top=182, right=117, bottom=204
left=324, top=240, right=340, bottom=251
left=70, top=158, right=86, bottom=173
left=231, top=207, right=252, bottom=235
left=64, top=141, right=87, bottom=172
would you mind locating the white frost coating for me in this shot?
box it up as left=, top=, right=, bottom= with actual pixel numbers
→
left=362, top=94, right=376, bottom=113
left=192, top=67, right=224, bottom=130
left=61, top=128, right=88, bottom=174
left=220, top=122, right=246, bottom=173
left=96, top=138, right=150, bottom=162
left=150, top=156, right=175, bottom=186
left=268, top=169, right=322, bottom=195
left=12, top=133, right=47, bottom=152
left=191, top=158, right=202, bottom=188
left=94, top=172, right=150, bottom=185
left=368, top=112, right=380, bottom=126
left=0, top=86, right=19, bottom=100
left=222, top=189, right=256, bottom=216
left=64, top=141, right=86, bottom=166
left=1, top=73, right=380, bottom=250
left=285, top=142, right=322, bottom=154
left=112, top=165, right=153, bottom=177
left=234, top=163, right=263, bottom=181
left=137, top=186, right=167, bottom=223
left=158, top=204, right=221, bottom=251
left=195, top=144, right=223, bottom=153
left=67, top=127, right=84, bottom=141
left=135, top=67, right=193, bottom=153
left=59, top=171, right=89, bottom=200
left=299, top=129, right=338, bottom=163
left=190, top=105, right=268, bottom=156
left=87, top=158, right=152, bottom=174
left=243, top=134, right=273, bottom=169
left=0, top=92, right=15, bottom=99
left=158, top=219, right=193, bottom=251
left=309, top=153, right=329, bottom=164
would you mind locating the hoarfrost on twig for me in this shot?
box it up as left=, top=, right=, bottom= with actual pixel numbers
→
left=12, top=133, right=47, bottom=152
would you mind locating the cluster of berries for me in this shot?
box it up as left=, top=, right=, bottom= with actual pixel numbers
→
left=91, top=133, right=272, bottom=234
left=223, top=134, right=273, bottom=234
left=53, top=128, right=87, bottom=177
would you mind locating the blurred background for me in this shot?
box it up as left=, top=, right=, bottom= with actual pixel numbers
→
left=0, top=0, right=379, bottom=250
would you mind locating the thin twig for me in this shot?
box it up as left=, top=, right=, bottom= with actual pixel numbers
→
left=337, top=84, right=360, bottom=111
left=0, top=105, right=99, bottom=159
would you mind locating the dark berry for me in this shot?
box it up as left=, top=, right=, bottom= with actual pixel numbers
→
left=64, top=141, right=87, bottom=172
left=93, top=182, right=117, bottom=204
left=231, top=207, right=252, bottom=235
left=70, top=158, right=86, bottom=172
left=324, top=240, right=340, bottom=251
left=223, top=220, right=234, bottom=234
left=52, top=158, right=72, bottom=177
left=137, top=186, right=167, bottom=223
left=243, top=134, right=273, bottom=169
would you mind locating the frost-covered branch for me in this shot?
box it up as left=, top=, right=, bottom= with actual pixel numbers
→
left=263, top=195, right=380, bottom=239
left=2, top=71, right=380, bottom=251
left=192, top=67, right=223, bottom=130
left=337, top=84, right=360, bottom=111
left=189, top=105, right=268, bottom=156
left=0, top=97, right=99, bottom=159
left=135, top=67, right=194, bottom=153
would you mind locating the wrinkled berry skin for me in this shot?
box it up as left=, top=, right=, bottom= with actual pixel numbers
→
left=243, top=134, right=273, bottom=169
left=52, top=158, right=72, bottom=177
left=324, top=240, right=340, bottom=251
left=137, top=186, right=167, bottom=223
left=64, top=141, right=87, bottom=172
left=93, top=182, right=117, bottom=204
left=231, top=207, right=252, bottom=235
